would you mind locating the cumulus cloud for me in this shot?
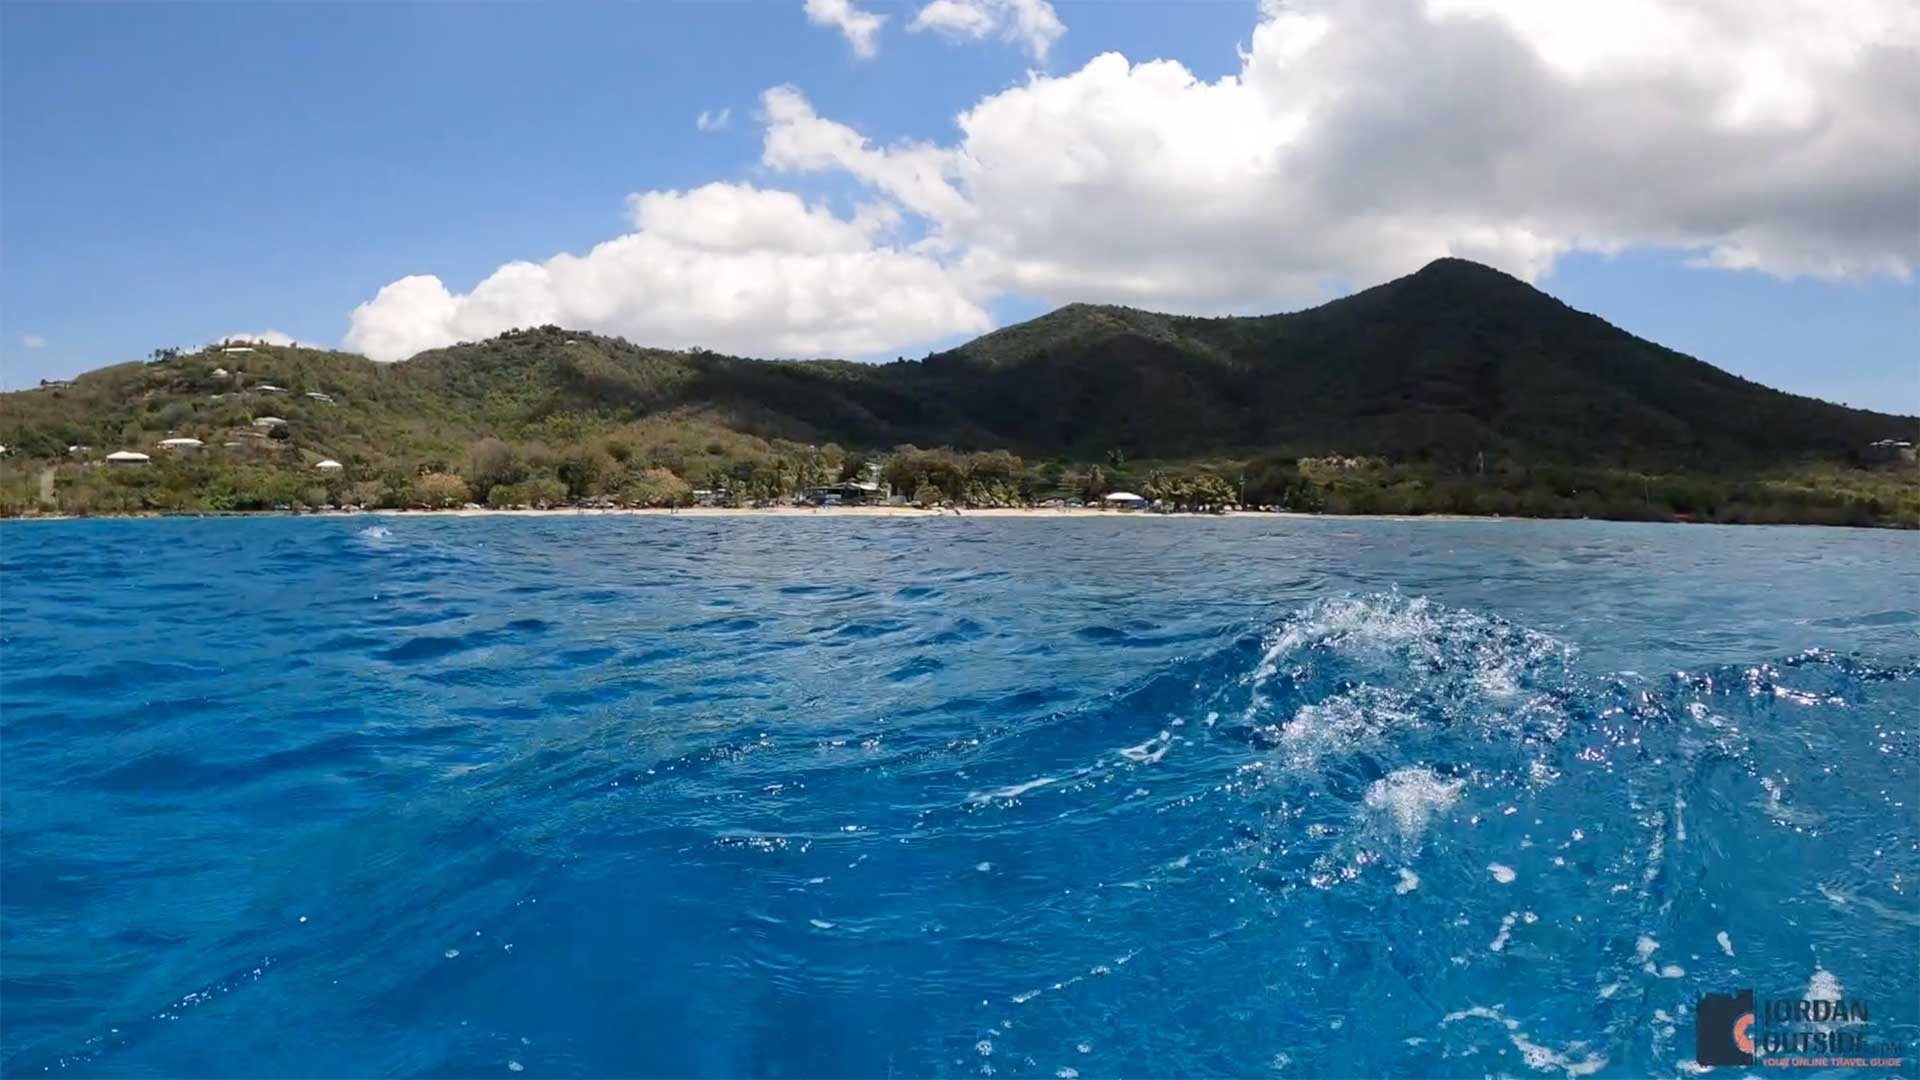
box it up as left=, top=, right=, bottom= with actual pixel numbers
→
left=909, top=0, right=1065, bottom=60
left=21, top=334, right=46, bottom=349
left=773, top=0, right=1918, bottom=312
left=761, top=86, right=973, bottom=229
left=695, top=107, right=731, bottom=132
left=344, top=183, right=989, bottom=362
left=344, top=0, right=1917, bottom=362
left=804, top=0, right=886, bottom=58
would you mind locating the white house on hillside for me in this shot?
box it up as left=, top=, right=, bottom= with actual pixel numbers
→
left=106, top=450, right=151, bottom=466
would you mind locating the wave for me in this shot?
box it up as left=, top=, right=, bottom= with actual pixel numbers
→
left=11, top=589, right=1915, bottom=1078
left=926, top=592, right=1917, bottom=1076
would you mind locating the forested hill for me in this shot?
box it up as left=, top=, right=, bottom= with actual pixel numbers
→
left=907, top=258, right=1911, bottom=466
left=2, top=258, right=1915, bottom=523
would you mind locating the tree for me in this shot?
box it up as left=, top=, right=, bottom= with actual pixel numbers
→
left=348, top=480, right=386, bottom=509
left=557, top=445, right=612, bottom=498
left=839, top=452, right=875, bottom=483
left=411, top=472, right=471, bottom=509
left=1242, top=454, right=1315, bottom=509
left=523, top=475, right=568, bottom=508
left=619, top=467, right=692, bottom=507
left=1080, top=465, right=1108, bottom=500
left=465, top=437, right=520, bottom=501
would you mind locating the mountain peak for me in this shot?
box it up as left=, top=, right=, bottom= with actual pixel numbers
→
left=1408, top=256, right=1531, bottom=287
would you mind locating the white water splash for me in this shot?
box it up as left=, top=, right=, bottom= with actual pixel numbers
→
left=1490, top=913, right=1517, bottom=952
left=969, top=776, right=1057, bottom=803
left=1118, top=733, right=1172, bottom=765
left=1363, top=767, right=1464, bottom=839
left=1252, top=594, right=1570, bottom=694
left=1442, top=1005, right=1607, bottom=1077
left=1808, top=967, right=1843, bottom=1002
left=1276, top=689, right=1417, bottom=768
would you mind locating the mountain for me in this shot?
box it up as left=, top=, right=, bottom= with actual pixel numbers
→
left=2, top=259, right=1914, bottom=522
left=886, top=258, right=1911, bottom=466
left=395, top=257, right=1917, bottom=467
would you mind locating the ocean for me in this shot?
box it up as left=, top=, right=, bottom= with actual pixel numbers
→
left=2, top=515, right=1916, bottom=1077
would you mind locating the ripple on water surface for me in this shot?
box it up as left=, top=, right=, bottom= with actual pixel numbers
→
left=1, top=515, right=1916, bottom=1077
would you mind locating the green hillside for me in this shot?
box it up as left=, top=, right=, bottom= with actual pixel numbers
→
left=2, top=259, right=1914, bottom=524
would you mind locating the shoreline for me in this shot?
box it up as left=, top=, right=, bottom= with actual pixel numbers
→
left=3, top=505, right=1900, bottom=528
left=2, top=504, right=1339, bottom=522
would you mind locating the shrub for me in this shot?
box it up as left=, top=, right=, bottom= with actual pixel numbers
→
left=411, top=472, right=471, bottom=509
left=618, top=467, right=692, bottom=508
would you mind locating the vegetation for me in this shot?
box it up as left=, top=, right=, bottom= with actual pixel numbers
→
left=1, top=260, right=1914, bottom=526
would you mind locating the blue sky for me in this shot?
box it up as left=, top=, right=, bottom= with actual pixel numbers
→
left=3, top=0, right=1915, bottom=413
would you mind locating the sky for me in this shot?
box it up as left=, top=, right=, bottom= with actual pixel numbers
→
left=2, top=0, right=1916, bottom=413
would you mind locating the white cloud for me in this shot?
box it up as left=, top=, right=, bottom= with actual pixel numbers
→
left=216, top=330, right=319, bottom=348
left=909, top=0, right=1065, bottom=60
left=804, top=0, right=887, bottom=58
left=760, top=86, right=973, bottom=228
left=344, top=183, right=989, bottom=362
left=21, top=334, right=46, bottom=349
left=910, top=0, right=994, bottom=39
left=696, top=107, right=731, bottom=133
left=345, top=0, right=1917, bottom=363
left=767, top=0, right=1918, bottom=314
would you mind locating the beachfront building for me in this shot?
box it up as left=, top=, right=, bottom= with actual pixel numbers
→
left=314, top=459, right=344, bottom=472
left=1864, top=438, right=1917, bottom=467
left=805, top=480, right=881, bottom=506
left=106, top=450, right=151, bottom=466
left=1103, top=491, right=1148, bottom=510
left=157, top=437, right=204, bottom=452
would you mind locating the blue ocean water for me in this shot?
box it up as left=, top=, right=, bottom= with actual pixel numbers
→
left=1, top=515, right=1916, bottom=1078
